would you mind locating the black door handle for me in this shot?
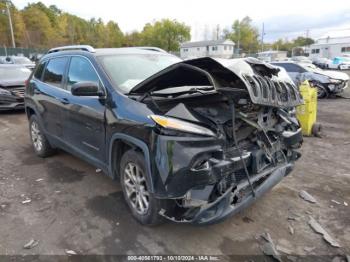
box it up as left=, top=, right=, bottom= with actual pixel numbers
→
left=59, top=98, right=70, bottom=104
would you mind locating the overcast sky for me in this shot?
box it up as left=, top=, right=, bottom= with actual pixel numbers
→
left=12, top=0, right=350, bottom=42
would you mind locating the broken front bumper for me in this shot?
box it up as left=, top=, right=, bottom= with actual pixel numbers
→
left=190, top=163, right=293, bottom=225
left=0, top=93, right=25, bottom=111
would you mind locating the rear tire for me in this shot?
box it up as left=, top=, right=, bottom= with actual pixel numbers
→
left=120, top=150, right=167, bottom=225
left=29, top=115, right=55, bottom=157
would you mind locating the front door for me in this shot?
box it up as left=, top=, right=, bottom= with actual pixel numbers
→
left=62, top=56, right=106, bottom=163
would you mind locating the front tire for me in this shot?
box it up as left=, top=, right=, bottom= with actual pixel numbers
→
left=315, top=84, right=328, bottom=99
left=120, top=150, right=166, bottom=225
left=29, top=115, right=55, bottom=157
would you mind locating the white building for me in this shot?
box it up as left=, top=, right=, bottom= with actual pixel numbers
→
left=308, top=30, right=350, bottom=59
left=180, top=39, right=235, bottom=59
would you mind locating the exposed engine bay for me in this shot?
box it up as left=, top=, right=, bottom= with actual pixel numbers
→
left=130, top=57, right=303, bottom=224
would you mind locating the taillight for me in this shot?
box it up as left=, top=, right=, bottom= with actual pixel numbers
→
left=25, top=79, right=29, bottom=88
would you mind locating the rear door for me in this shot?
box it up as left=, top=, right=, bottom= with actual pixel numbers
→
left=62, top=56, right=106, bottom=163
left=35, top=57, right=69, bottom=139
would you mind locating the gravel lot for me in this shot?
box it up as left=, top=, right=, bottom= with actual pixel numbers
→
left=0, top=76, right=349, bottom=260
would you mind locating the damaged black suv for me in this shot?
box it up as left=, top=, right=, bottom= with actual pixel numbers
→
left=25, top=45, right=303, bottom=225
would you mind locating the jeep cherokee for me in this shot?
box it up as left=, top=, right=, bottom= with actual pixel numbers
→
left=25, top=45, right=303, bottom=225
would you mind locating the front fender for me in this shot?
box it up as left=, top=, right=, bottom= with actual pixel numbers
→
left=108, top=133, right=155, bottom=193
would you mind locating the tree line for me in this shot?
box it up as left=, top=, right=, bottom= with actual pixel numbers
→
left=0, top=1, right=314, bottom=54
left=0, top=1, right=191, bottom=51
left=223, top=16, right=315, bottom=55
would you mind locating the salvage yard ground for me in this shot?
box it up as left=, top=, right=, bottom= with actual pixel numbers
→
left=0, top=75, right=350, bottom=260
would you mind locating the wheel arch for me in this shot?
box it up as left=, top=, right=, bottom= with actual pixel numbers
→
left=25, top=105, right=36, bottom=119
left=108, top=134, right=154, bottom=193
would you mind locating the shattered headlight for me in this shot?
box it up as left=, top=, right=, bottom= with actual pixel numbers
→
left=149, top=115, right=216, bottom=137
left=329, top=79, right=342, bottom=84
left=0, top=88, right=11, bottom=96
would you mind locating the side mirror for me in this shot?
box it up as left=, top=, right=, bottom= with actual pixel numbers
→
left=71, top=82, right=104, bottom=97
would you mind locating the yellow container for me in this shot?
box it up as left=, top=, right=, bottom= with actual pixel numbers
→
left=296, top=81, right=318, bottom=136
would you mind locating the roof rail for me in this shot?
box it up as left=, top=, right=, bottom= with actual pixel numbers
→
left=136, top=47, right=168, bottom=53
left=48, top=45, right=95, bottom=54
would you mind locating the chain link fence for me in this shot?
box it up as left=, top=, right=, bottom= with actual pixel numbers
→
left=0, top=47, right=47, bottom=59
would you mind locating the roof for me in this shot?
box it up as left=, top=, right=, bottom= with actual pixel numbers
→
left=313, top=29, right=350, bottom=45
left=319, top=29, right=350, bottom=39
left=181, top=39, right=235, bottom=48
left=257, top=50, right=287, bottom=55
left=42, top=47, right=175, bottom=61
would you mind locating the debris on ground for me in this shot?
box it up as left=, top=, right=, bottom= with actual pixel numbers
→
left=303, top=246, right=316, bottom=253
left=260, top=232, right=281, bottom=261
left=36, top=205, right=51, bottom=212
left=299, top=190, right=317, bottom=203
left=308, top=216, right=340, bottom=248
left=276, top=244, right=293, bottom=255
left=95, top=169, right=102, bottom=173
left=287, top=215, right=301, bottom=221
left=331, top=256, right=347, bottom=262
left=288, top=225, right=294, bottom=235
left=23, top=239, right=39, bottom=249
left=65, top=249, right=77, bottom=255
left=242, top=216, right=254, bottom=223
left=306, top=210, right=313, bottom=215
left=35, top=178, right=44, bottom=182
left=331, top=200, right=341, bottom=205
left=344, top=202, right=348, bottom=207
left=21, top=199, right=31, bottom=204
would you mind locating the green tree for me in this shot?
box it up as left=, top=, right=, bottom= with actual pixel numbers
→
left=22, top=4, right=54, bottom=47
left=140, top=19, right=190, bottom=51
left=225, top=16, right=260, bottom=53
left=293, top=36, right=315, bottom=47
left=105, top=21, right=123, bottom=47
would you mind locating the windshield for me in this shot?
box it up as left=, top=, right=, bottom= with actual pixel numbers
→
left=298, top=63, right=322, bottom=73
left=98, top=54, right=181, bottom=93
left=0, top=67, right=31, bottom=80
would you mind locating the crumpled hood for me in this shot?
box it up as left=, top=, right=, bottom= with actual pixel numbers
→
left=130, top=57, right=303, bottom=108
left=314, top=70, right=349, bottom=81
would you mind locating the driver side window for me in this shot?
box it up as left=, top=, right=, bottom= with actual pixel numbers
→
left=67, top=57, right=100, bottom=91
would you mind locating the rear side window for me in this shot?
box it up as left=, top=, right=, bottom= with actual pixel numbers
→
left=67, top=57, right=100, bottom=91
left=43, top=57, right=69, bottom=88
left=34, top=61, right=46, bottom=80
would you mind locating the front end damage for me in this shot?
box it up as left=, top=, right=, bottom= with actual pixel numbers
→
left=130, top=57, right=303, bottom=224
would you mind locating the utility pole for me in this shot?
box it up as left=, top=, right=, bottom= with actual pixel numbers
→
left=216, top=24, right=220, bottom=40
left=260, top=23, right=264, bottom=52
left=5, top=1, right=16, bottom=48
left=237, top=22, right=240, bottom=56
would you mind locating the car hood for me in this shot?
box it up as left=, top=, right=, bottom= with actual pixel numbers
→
left=314, top=70, right=349, bottom=81
left=130, top=57, right=302, bottom=108
left=0, top=79, right=26, bottom=88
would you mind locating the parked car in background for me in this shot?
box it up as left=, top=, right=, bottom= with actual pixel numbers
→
left=312, top=57, right=332, bottom=69
left=25, top=45, right=303, bottom=225
left=291, top=56, right=312, bottom=64
left=326, top=57, right=350, bottom=70
left=0, top=56, right=35, bottom=70
left=0, top=65, right=31, bottom=111
left=271, top=61, right=349, bottom=98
